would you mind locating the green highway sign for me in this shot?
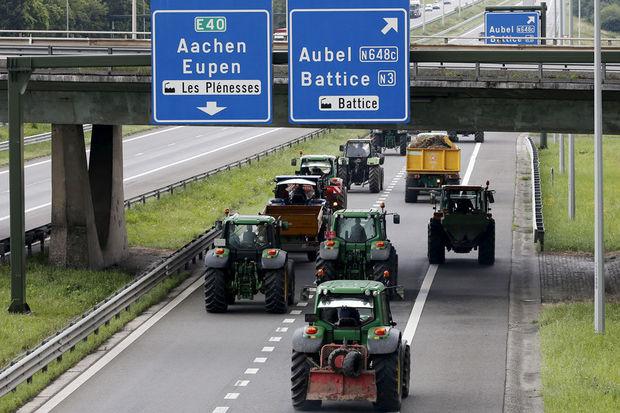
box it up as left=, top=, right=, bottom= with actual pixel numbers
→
left=195, top=16, right=227, bottom=32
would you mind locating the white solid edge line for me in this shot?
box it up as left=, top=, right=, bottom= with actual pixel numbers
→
left=123, top=128, right=282, bottom=182
left=401, top=141, right=482, bottom=346
left=461, top=142, right=482, bottom=186
left=0, top=202, right=51, bottom=222
left=35, top=278, right=204, bottom=413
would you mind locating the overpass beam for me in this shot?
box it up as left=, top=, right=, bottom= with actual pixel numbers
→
left=50, top=124, right=127, bottom=269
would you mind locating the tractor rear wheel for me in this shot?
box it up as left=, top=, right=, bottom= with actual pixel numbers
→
left=291, top=351, right=322, bottom=410
left=264, top=268, right=288, bottom=314
left=474, top=131, right=485, bottom=143
left=405, top=176, right=418, bottom=203
left=478, top=221, right=495, bottom=265
left=306, top=251, right=317, bottom=262
left=373, top=350, right=402, bottom=411
left=338, top=166, right=349, bottom=190
left=402, top=343, right=411, bottom=398
left=287, top=260, right=296, bottom=306
left=369, top=166, right=381, bottom=193
left=204, top=268, right=228, bottom=313
left=428, top=222, right=446, bottom=264
left=380, top=168, right=385, bottom=190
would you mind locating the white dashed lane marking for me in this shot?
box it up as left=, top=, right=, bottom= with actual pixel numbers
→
left=296, top=302, right=308, bottom=307
left=212, top=407, right=229, bottom=413
left=262, top=347, right=275, bottom=352
left=254, top=357, right=268, bottom=363
left=283, top=318, right=295, bottom=323
left=235, top=380, right=250, bottom=387
left=224, top=393, right=239, bottom=400
left=276, top=327, right=289, bottom=333
left=290, top=310, right=302, bottom=315
left=269, top=336, right=282, bottom=342
left=244, top=368, right=259, bottom=375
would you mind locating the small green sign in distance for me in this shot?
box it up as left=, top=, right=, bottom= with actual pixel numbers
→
left=194, top=16, right=227, bottom=32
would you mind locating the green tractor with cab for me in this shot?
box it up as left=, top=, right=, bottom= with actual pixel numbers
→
left=291, top=280, right=411, bottom=411
left=291, top=154, right=347, bottom=210
left=371, top=129, right=410, bottom=155
left=315, top=208, right=400, bottom=289
left=338, top=139, right=385, bottom=193
left=204, top=214, right=295, bottom=313
left=428, top=184, right=496, bottom=265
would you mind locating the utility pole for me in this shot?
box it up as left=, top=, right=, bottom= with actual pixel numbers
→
left=568, top=134, right=575, bottom=219
left=578, top=0, right=582, bottom=44
left=568, top=0, right=573, bottom=44
left=559, top=0, right=565, bottom=44
left=132, top=0, right=137, bottom=39
left=66, top=0, right=69, bottom=38
left=540, top=132, right=548, bottom=149
left=593, top=0, right=605, bottom=334
left=559, top=133, right=565, bottom=173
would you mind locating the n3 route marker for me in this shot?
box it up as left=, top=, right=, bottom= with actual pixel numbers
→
left=151, top=0, right=272, bottom=124
left=288, top=0, right=410, bottom=124
left=484, top=11, right=540, bottom=45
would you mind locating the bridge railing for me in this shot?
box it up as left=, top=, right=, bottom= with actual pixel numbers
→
left=526, top=137, right=545, bottom=250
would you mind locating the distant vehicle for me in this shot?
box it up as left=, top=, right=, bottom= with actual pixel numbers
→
left=448, top=130, right=485, bottom=143
left=410, top=1, right=422, bottom=18
left=425, top=5, right=434, bottom=11
left=433, top=4, right=441, bottom=9
left=444, top=0, right=451, bottom=3
left=273, top=28, right=287, bottom=43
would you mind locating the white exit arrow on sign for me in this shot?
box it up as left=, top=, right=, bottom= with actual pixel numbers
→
left=197, top=101, right=227, bottom=116
left=381, top=17, right=398, bottom=35
left=527, top=16, right=536, bottom=24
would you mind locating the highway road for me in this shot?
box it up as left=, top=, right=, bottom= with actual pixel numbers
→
left=0, top=126, right=318, bottom=239
left=36, top=132, right=519, bottom=413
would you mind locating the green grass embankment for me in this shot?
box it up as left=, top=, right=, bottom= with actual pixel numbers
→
left=539, top=302, right=620, bottom=413
left=539, top=135, right=620, bottom=252
left=127, top=129, right=365, bottom=249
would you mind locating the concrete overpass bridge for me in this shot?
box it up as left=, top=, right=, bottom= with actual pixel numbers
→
left=1, top=45, right=619, bottom=133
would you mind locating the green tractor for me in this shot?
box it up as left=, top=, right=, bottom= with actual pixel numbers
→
left=204, top=214, right=295, bottom=313
left=291, top=280, right=411, bottom=411
left=428, top=184, right=496, bottom=265
left=315, top=208, right=400, bottom=289
left=291, top=154, right=347, bottom=210
left=371, top=129, right=410, bottom=155
left=338, top=139, right=385, bottom=193
left=447, top=130, right=485, bottom=143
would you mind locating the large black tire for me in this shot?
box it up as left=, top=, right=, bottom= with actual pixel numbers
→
left=264, top=268, right=288, bottom=314
left=399, top=137, right=408, bottom=156
left=204, top=268, right=228, bottom=313
left=287, top=260, right=296, bottom=306
left=342, top=351, right=364, bottom=378
left=291, top=351, right=322, bottom=410
left=474, top=131, right=485, bottom=143
left=338, top=166, right=349, bottom=190
left=402, top=344, right=411, bottom=399
left=315, top=257, right=336, bottom=284
left=369, top=166, right=382, bottom=193
left=373, top=350, right=402, bottom=411
left=306, top=251, right=317, bottom=262
left=428, top=221, right=446, bottom=264
left=380, top=168, right=385, bottom=190
left=478, top=221, right=495, bottom=265
left=405, top=176, right=418, bottom=203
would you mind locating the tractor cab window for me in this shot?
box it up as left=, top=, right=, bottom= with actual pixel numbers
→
left=335, top=216, right=376, bottom=243
left=227, top=223, right=271, bottom=249
left=318, top=295, right=374, bottom=327
left=301, top=161, right=332, bottom=177
left=345, top=142, right=371, bottom=158
left=444, top=190, right=482, bottom=214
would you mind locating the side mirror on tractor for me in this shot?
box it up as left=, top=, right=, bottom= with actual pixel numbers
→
left=339, top=145, right=345, bottom=152
left=379, top=154, right=385, bottom=165
left=305, top=313, right=318, bottom=323
left=487, top=191, right=495, bottom=204
left=291, top=158, right=297, bottom=166
left=393, top=214, right=401, bottom=224
left=215, top=220, right=223, bottom=231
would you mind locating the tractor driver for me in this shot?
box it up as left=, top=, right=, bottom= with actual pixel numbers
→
left=241, top=225, right=258, bottom=247
left=349, top=217, right=367, bottom=243
left=290, top=184, right=308, bottom=204
left=455, top=198, right=474, bottom=214
left=337, top=306, right=361, bottom=327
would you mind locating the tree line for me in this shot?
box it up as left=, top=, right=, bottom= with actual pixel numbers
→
left=0, top=0, right=151, bottom=33
left=573, top=0, right=620, bottom=32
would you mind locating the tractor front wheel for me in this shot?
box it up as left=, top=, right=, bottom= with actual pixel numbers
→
left=287, top=260, right=296, bottom=306
left=373, top=350, right=402, bottom=411
left=474, top=131, right=485, bottom=143
left=204, top=268, right=228, bottom=313
left=369, top=166, right=382, bottom=193
left=291, top=351, right=322, bottom=411
left=264, top=269, right=288, bottom=314
left=428, top=222, right=446, bottom=264
left=315, top=258, right=336, bottom=284
left=402, top=343, right=411, bottom=398
left=478, top=221, right=495, bottom=265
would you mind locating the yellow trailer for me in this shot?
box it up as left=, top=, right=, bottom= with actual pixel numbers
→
left=405, top=134, right=461, bottom=203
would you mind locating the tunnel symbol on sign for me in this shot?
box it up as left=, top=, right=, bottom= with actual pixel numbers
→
left=163, top=82, right=176, bottom=94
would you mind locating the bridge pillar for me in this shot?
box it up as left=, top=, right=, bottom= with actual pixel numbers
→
left=49, top=124, right=127, bottom=269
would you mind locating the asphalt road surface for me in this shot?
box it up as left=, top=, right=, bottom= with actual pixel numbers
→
left=38, top=132, right=519, bottom=413
left=0, top=126, right=318, bottom=238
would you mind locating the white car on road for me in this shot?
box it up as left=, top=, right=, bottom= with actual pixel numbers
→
left=424, top=4, right=433, bottom=11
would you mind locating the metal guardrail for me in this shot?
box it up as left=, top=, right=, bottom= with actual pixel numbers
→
left=0, top=125, right=92, bottom=151
left=0, top=225, right=220, bottom=398
left=0, top=128, right=328, bottom=260
left=0, top=44, right=151, bottom=56
left=526, top=136, right=545, bottom=249
left=0, top=127, right=330, bottom=396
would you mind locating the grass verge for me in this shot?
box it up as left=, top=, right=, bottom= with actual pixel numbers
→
left=0, top=125, right=156, bottom=167
left=539, top=135, right=620, bottom=252
left=126, top=129, right=365, bottom=250
left=0, top=268, right=187, bottom=413
left=539, top=302, right=620, bottom=413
